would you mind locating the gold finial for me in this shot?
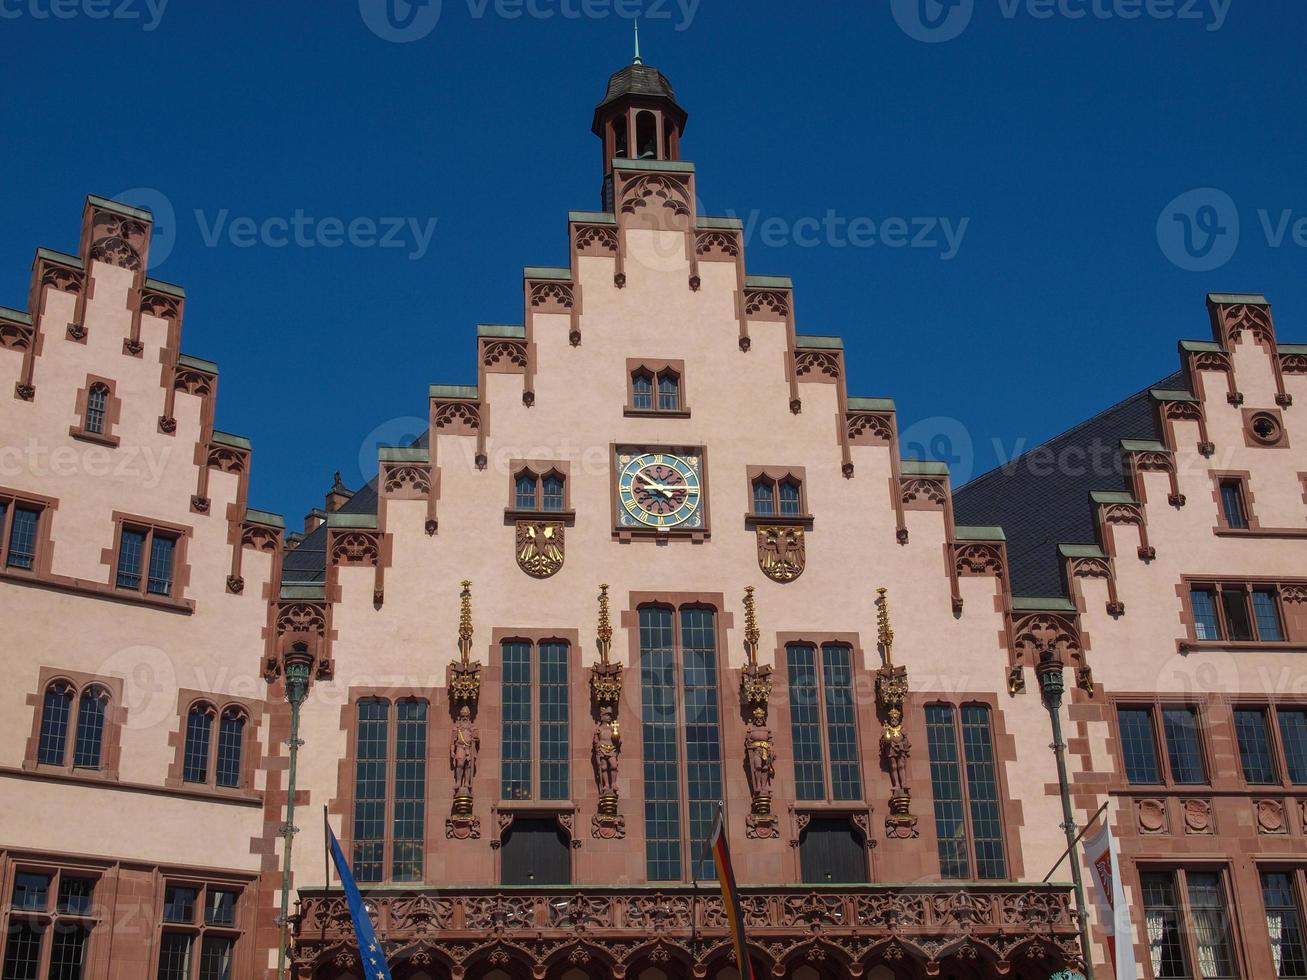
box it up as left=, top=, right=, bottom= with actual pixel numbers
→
left=743, top=586, right=760, bottom=666
left=876, top=586, right=894, bottom=667
left=597, top=583, right=612, bottom=665
left=458, top=580, right=473, bottom=663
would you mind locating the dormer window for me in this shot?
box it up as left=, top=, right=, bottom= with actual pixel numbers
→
left=625, top=360, right=689, bottom=417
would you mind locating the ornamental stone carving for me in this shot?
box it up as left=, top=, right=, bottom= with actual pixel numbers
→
left=515, top=520, right=564, bottom=579
left=757, top=525, right=805, bottom=583
left=618, top=173, right=691, bottom=217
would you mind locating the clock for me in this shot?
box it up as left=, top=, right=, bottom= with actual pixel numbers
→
left=615, top=449, right=705, bottom=531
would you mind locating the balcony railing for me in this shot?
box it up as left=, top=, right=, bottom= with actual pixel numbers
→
left=291, top=881, right=1083, bottom=977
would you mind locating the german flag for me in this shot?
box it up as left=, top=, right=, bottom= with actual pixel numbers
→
left=708, top=810, right=754, bottom=980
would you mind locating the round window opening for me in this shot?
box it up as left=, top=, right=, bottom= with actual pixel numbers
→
left=1250, top=412, right=1282, bottom=445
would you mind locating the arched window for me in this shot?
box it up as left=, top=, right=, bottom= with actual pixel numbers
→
left=38, top=681, right=74, bottom=765
left=631, top=370, right=654, bottom=410
left=779, top=479, right=802, bottom=516
left=541, top=474, right=565, bottom=513
left=635, top=111, right=658, bottom=159
left=656, top=371, right=680, bottom=411
left=752, top=479, right=775, bottom=516
left=514, top=472, right=538, bottom=510
left=216, top=708, right=246, bottom=788
left=73, top=686, right=108, bottom=769
left=613, top=115, right=628, bottom=159
left=85, top=383, right=108, bottom=435
left=183, top=703, right=215, bottom=783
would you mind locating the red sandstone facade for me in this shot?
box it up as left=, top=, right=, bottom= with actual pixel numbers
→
left=0, top=57, right=1304, bottom=980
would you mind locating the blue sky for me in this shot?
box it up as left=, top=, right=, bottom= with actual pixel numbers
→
left=3, top=0, right=1304, bottom=524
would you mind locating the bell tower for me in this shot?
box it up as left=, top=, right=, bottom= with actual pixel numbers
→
left=592, top=25, right=688, bottom=208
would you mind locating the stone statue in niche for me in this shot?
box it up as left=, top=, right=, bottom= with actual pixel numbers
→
left=592, top=706, right=621, bottom=797
left=745, top=706, right=776, bottom=809
left=451, top=705, right=480, bottom=800
left=882, top=707, right=911, bottom=797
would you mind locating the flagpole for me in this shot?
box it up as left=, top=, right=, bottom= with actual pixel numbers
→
left=1042, top=800, right=1110, bottom=883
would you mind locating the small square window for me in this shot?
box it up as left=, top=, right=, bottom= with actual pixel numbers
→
left=12, top=872, right=51, bottom=912
left=205, top=888, right=237, bottom=927
left=163, top=884, right=199, bottom=924
left=57, top=876, right=95, bottom=915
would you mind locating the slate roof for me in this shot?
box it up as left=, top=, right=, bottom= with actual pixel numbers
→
left=280, top=431, right=428, bottom=586
left=596, top=63, right=679, bottom=110
left=952, top=370, right=1189, bottom=598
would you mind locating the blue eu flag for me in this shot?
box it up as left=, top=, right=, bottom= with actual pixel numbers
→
left=326, top=826, right=394, bottom=980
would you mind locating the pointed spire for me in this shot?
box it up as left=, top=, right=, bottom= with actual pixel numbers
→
left=632, top=18, right=642, bottom=65
left=743, top=586, right=760, bottom=667
left=876, top=587, right=895, bottom=667
left=596, top=583, right=613, bottom=665
left=457, top=580, right=473, bottom=665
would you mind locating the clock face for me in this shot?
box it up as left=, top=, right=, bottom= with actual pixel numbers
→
left=616, top=450, right=704, bottom=529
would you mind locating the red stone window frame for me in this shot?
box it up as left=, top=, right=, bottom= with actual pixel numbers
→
left=921, top=697, right=1015, bottom=881
left=1133, top=864, right=1248, bottom=980
left=152, top=875, right=248, bottom=980
left=165, top=690, right=263, bottom=799
left=105, top=512, right=192, bottom=605
left=1109, top=696, right=1213, bottom=789
left=624, top=358, right=690, bottom=418
left=1211, top=471, right=1257, bottom=532
left=68, top=374, right=121, bottom=448
left=334, top=688, right=436, bottom=885
left=22, top=666, right=126, bottom=782
left=746, top=466, right=813, bottom=528
left=0, top=486, right=56, bottom=579
left=1243, top=407, right=1289, bottom=449
left=1179, top=577, right=1306, bottom=651
left=1229, top=700, right=1307, bottom=790
left=0, top=859, right=105, bottom=979
left=504, top=460, right=575, bottom=523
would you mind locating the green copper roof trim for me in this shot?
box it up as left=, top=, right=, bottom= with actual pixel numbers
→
left=211, top=431, right=251, bottom=450
left=847, top=396, right=895, bottom=412
left=307, top=508, right=327, bottom=520
left=1012, top=596, right=1078, bottom=612
left=697, top=216, right=744, bottom=230
left=568, top=211, right=616, bottom=225
left=245, top=508, right=285, bottom=529
left=429, top=384, right=478, bottom=399
left=327, top=513, right=378, bottom=530
left=1058, top=543, right=1106, bottom=559
left=36, top=247, right=83, bottom=268
left=523, top=266, right=571, bottom=281
left=0, top=306, right=32, bottom=325
left=379, top=447, right=430, bottom=463
left=280, top=584, right=326, bottom=601
left=954, top=525, right=1006, bottom=541
left=1090, top=490, right=1137, bottom=505
left=744, top=275, right=792, bottom=289
left=1149, top=389, right=1197, bottom=403
left=177, top=353, right=218, bottom=374
left=86, top=194, right=153, bottom=223
left=144, top=277, right=185, bottom=298
left=1208, top=292, right=1269, bottom=306
left=1179, top=339, right=1222, bottom=353
left=477, top=323, right=525, bottom=338
left=611, top=158, right=695, bottom=174
left=795, top=335, right=843, bottom=350
left=901, top=460, right=949, bottom=476
left=1121, top=439, right=1169, bottom=453
left=1280, top=343, right=1307, bottom=355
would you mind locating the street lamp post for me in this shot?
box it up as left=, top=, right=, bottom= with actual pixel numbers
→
left=275, top=651, right=313, bottom=980
left=1037, top=651, right=1096, bottom=980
